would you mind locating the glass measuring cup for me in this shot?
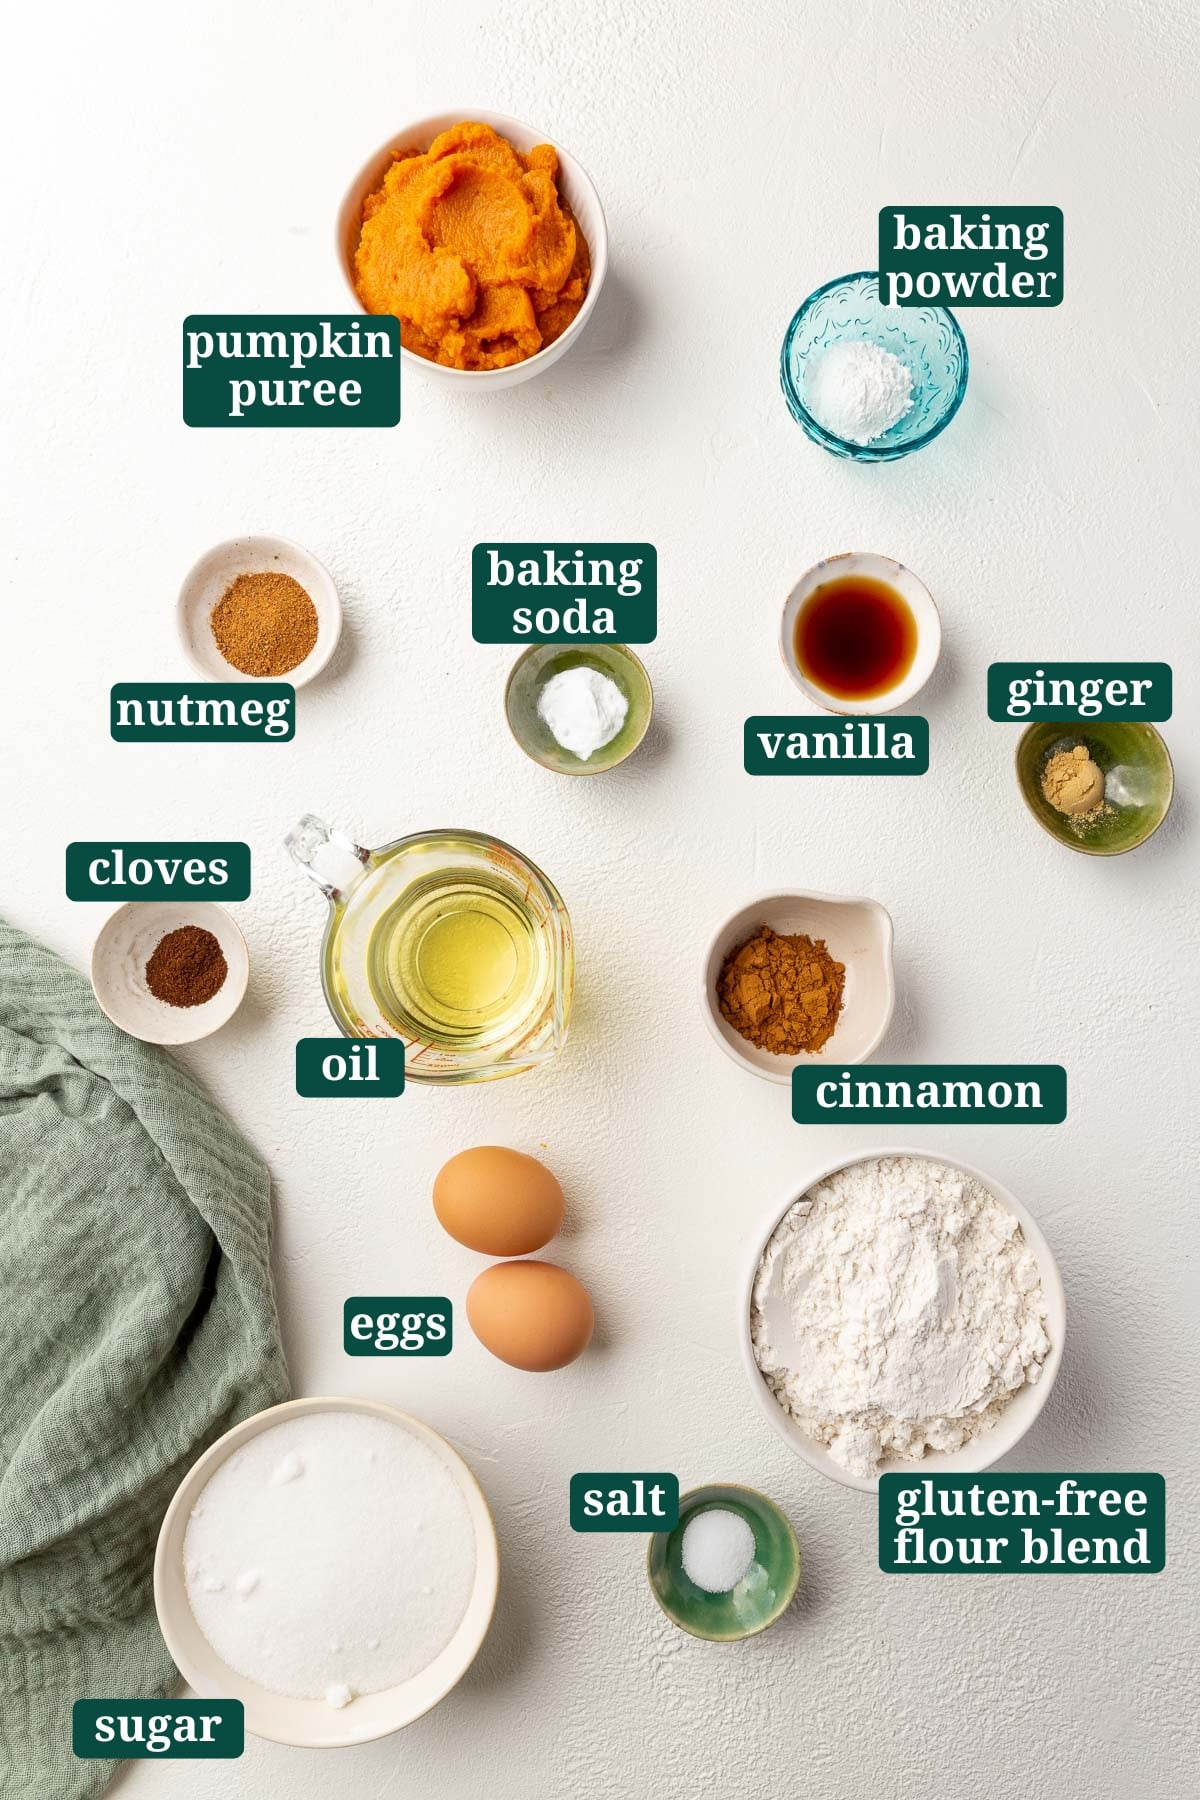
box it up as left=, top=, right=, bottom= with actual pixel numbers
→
left=285, top=815, right=574, bottom=1084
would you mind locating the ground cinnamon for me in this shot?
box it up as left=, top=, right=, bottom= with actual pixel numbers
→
left=145, top=926, right=228, bottom=1008
left=210, top=570, right=319, bottom=676
left=718, top=925, right=845, bottom=1055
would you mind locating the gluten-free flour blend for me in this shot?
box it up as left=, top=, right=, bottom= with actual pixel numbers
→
left=751, top=1156, right=1050, bottom=1478
left=184, top=1412, right=477, bottom=1707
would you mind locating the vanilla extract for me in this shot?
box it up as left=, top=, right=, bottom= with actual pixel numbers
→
left=794, top=574, right=917, bottom=701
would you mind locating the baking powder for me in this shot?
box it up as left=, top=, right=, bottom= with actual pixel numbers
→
left=803, top=339, right=914, bottom=444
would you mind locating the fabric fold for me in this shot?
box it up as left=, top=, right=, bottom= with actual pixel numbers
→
left=0, top=920, right=289, bottom=1797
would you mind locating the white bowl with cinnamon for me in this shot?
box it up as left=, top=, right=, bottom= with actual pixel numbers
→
left=702, top=891, right=896, bottom=1085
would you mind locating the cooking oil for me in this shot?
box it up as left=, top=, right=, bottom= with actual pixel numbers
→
left=297, top=819, right=573, bottom=1082
left=363, top=873, right=547, bottom=1047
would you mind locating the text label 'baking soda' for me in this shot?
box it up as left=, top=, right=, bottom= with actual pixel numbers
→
left=570, top=1473, right=680, bottom=1532
left=878, top=207, right=1063, bottom=307
left=343, top=1298, right=452, bottom=1356
left=295, top=1038, right=405, bottom=1097
left=879, top=1475, right=1165, bottom=1574
left=472, top=543, right=657, bottom=643
left=987, top=662, right=1172, bottom=722
left=66, top=843, right=251, bottom=902
left=111, top=684, right=295, bottom=742
left=183, top=315, right=400, bottom=426
left=73, top=1701, right=244, bottom=1761
left=793, top=1064, right=1068, bottom=1124
left=745, top=717, right=928, bottom=775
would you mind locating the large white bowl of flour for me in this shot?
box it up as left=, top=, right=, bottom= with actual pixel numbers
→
left=740, top=1150, right=1066, bottom=1494
left=155, top=1397, right=499, bottom=1745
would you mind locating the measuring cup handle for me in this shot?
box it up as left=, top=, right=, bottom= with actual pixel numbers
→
left=284, top=814, right=370, bottom=901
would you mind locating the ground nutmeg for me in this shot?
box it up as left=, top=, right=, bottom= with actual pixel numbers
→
left=717, top=925, right=845, bottom=1055
left=145, top=926, right=228, bottom=1009
left=210, top=569, right=319, bottom=677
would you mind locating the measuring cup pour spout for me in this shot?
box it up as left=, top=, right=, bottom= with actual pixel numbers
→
left=285, top=813, right=371, bottom=902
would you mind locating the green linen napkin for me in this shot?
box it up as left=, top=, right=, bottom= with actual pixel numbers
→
left=0, top=920, right=289, bottom=1797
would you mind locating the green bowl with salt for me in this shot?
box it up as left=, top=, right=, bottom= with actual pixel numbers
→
left=505, top=644, right=653, bottom=775
left=1015, top=722, right=1174, bottom=856
left=646, top=1484, right=800, bottom=1642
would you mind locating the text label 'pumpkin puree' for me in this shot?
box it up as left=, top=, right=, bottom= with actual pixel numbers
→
left=354, top=122, right=590, bottom=371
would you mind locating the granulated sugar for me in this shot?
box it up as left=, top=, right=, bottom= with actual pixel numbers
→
left=184, top=1412, right=476, bottom=1706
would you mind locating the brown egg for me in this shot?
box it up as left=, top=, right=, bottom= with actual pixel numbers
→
left=433, top=1146, right=565, bottom=1257
left=466, top=1260, right=594, bottom=1371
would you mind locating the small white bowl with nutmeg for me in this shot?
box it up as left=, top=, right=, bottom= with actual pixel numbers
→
left=177, top=534, right=342, bottom=688
left=701, top=890, right=896, bottom=1084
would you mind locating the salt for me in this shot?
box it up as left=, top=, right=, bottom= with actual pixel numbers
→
left=536, top=665, right=628, bottom=761
left=803, top=339, right=914, bottom=445
left=680, top=1508, right=756, bottom=1593
left=184, top=1413, right=476, bottom=1708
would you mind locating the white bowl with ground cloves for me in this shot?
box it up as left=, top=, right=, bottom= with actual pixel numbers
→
left=90, top=902, right=249, bottom=1044
left=177, top=534, right=342, bottom=688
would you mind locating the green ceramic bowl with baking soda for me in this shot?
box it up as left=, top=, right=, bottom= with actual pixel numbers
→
left=1016, top=722, right=1174, bottom=856
left=647, top=1485, right=800, bottom=1642
left=505, top=644, right=653, bottom=775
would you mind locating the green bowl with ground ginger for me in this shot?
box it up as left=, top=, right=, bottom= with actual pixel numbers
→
left=1016, top=722, right=1174, bottom=856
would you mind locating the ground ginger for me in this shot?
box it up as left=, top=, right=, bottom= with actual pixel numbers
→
left=717, top=926, right=845, bottom=1056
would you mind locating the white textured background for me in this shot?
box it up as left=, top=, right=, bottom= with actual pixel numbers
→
left=4, top=1, right=1198, bottom=1795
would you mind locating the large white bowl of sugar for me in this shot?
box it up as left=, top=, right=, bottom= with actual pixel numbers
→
left=155, top=1396, right=499, bottom=1746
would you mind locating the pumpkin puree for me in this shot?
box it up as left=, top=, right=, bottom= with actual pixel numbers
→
left=354, top=122, right=591, bottom=371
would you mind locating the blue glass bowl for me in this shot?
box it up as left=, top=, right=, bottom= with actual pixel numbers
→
left=781, top=271, right=968, bottom=462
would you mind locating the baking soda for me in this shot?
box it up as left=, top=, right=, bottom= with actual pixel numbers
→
left=184, top=1413, right=476, bottom=1706
left=537, top=665, right=628, bottom=760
